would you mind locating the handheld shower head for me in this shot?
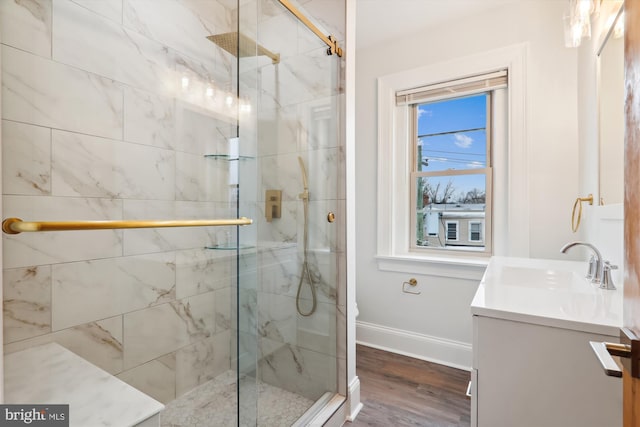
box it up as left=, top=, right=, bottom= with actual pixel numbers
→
left=298, top=156, right=309, bottom=192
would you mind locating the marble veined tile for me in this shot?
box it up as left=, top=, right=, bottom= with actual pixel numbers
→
left=4, top=342, right=163, bottom=426
left=256, top=106, right=299, bottom=157
left=177, top=151, right=235, bottom=202
left=3, top=266, right=52, bottom=344
left=0, top=0, right=52, bottom=58
left=123, top=298, right=214, bottom=369
left=121, top=200, right=223, bottom=255
left=51, top=129, right=175, bottom=200
left=260, top=153, right=303, bottom=202
left=259, top=46, right=336, bottom=110
left=1, top=45, right=123, bottom=140
left=175, top=106, right=232, bottom=155
left=258, top=343, right=336, bottom=401
left=304, top=199, right=345, bottom=253
left=53, top=0, right=174, bottom=94
left=258, top=251, right=298, bottom=298
left=256, top=200, right=298, bottom=244
left=175, top=249, right=233, bottom=299
left=303, top=146, right=345, bottom=201
left=175, top=330, right=231, bottom=397
left=51, top=252, right=176, bottom=331
left=296, top=95, right=342, bottom=151
left=296, top=301, right=336, bottom=357
left=182, top=291, right=217, bottom=336
left=215, top=287, right=232, bottom=331
left=295, top=250, right=338, bottom=305
left=71, top=0, right=123, bottom=23
left=258, top=293, right=297, bottom=345
left=117, top=354, right=176, bottom=404
left=2, top=195, right=123, bottom=269
left=2, top=120, right=51, bottom=196
left=124, top=87, right=176, bottom=150
left=124, top=0, right=230, bottom=65
left=4, top=316, right=124, bottom=375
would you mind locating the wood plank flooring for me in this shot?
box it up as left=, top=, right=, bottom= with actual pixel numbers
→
left=347, top=345, right=471, bottom=427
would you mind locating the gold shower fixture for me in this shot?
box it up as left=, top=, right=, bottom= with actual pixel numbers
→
left=206, top=32, right=280, bottom=64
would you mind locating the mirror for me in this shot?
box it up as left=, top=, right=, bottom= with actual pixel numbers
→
left=598, top=4, right=624, bottom=205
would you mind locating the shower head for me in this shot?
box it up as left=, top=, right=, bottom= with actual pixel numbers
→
left=206, top=32, right=280, bottom=64
left=298, top=156, right=309, bottom=192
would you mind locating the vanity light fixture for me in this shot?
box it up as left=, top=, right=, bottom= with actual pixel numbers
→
left=563, top=0, right=600, bottom=48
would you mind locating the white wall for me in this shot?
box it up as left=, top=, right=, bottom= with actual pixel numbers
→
left=355, top=1, right=580, bottom=368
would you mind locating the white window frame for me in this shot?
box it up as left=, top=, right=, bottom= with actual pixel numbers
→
left=446, top=221, right=459, bottom=242
left=375, top=44, right=530, bottom=279
left=469, top=221, right=483, bottom=243
left=409, top=91, right=493, bottom=254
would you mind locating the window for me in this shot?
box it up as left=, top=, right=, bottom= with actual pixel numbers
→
left=401, top=71, right=505, bottom=254
left=376, top=45, right=529, bottom=276
left=446, top=221, right=459, bottom=241
left=469, top=221, right=483, bottom=242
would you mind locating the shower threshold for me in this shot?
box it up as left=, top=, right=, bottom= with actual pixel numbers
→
left=161, top=370, right=315, bottom=427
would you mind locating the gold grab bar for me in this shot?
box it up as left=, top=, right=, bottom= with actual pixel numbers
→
left=277, top=0, right=343, bottom=57
left=2, top=217, right=252, bottom=235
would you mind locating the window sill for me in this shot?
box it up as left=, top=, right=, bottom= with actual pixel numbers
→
left=375, top=253, right=489, bottom=281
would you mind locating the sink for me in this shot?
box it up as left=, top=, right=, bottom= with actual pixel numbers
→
left=471, top=256, right=622, bottom=336
left=485, top=265, right=588, bottom=290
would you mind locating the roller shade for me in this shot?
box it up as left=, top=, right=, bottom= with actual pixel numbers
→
left=396, top=69, right=508, bottom=106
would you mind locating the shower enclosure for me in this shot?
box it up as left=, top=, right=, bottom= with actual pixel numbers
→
left=0, top=0, right=346, bottom=425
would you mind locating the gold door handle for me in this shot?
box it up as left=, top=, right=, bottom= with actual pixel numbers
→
left=589, top=327, right=640, bottom=378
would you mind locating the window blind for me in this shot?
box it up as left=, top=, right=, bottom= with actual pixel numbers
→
left=396, top=69, right=507, bottom=106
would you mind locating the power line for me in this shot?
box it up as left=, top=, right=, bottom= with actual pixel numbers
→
left=423, top=148, right=485, bottom=157
left=417, top=127, right=485, bottom=139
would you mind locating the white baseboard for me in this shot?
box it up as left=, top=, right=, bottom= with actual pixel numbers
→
left=345, top=376, right=363, bottom=422
left=356, top=321, right=472, bottom=371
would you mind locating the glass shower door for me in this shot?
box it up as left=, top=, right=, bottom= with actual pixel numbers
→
left=236, top=0, right=346, bottom=424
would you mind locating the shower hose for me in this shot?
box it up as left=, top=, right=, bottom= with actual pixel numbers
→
left=296, top=157, right=317, bottom=316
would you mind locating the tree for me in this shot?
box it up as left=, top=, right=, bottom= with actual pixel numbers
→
left=458, top=188, right=486, bottom=204
left=423, top=179, right=456, bottom=204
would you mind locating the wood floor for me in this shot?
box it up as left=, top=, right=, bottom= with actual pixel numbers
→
left=347, top=345, right=471, bottom=427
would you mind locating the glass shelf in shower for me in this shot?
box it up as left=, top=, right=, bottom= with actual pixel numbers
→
left=203, top=154, right=255, bottom=161
left=205, top=244, right=255, bottom=250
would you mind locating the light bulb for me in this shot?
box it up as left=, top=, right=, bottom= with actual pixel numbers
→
left=206, top=86, right=214, bottom=98
left=225, top=93, right=234, bottom=106
left=578, top=0, right=593, bottom=19
left=181, top=76, right=189, bottom=90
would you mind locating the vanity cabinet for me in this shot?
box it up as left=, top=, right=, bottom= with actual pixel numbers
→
left=472, top=315, right=621, bottom=427
left=471, top=256, right=623, bottom=427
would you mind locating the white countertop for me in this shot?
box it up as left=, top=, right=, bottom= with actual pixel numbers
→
left=4, top=343, right=164, bottom=427
left=470, top=256, right=623, bottom=337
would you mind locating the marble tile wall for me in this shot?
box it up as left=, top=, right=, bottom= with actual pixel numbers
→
left=1, top=0, right=239, bottom=405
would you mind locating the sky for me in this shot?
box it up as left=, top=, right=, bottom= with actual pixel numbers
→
left=417, top=94, right=487, bottom=200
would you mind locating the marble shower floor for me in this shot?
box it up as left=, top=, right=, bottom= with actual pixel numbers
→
left=161, top=371, right=314, bottom=427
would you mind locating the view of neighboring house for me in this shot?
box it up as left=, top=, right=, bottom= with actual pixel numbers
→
left=420, top=203, right=486, bottom=249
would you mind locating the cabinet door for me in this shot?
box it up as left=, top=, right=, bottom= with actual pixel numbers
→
left=475, top=316, right=621, bottom=427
